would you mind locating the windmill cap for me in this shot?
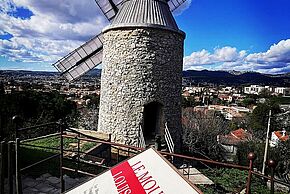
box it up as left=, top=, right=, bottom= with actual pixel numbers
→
left=103, top=0, right=185, bottom=37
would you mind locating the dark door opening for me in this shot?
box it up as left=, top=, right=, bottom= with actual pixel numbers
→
left=143, top=102, right=163, bottom=142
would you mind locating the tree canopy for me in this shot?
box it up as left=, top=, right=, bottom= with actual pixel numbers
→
left=182, top=108, right=229, bottom=160
left=0, top=82, right=4, bottom=95
left=0, top=90, right=78, bottom=140
left=250, top=101, right=281, bottom=139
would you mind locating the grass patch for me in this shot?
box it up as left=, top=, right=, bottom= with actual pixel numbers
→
left=199, top=168, right=247, bottom=193
left=19, top=146, right=60, bottom=177
left=19, top=135, right=98, bottom=177
left=24, top=136, right=76, bottom=152
left=198, top=168, right=286, bottom=194
left=24, top=136, right=97, bottom=152
left=80, top=141, right=97, bottom=152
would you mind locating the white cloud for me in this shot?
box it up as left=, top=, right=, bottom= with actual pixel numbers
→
left=184, top=46, right=247, bottom=70
left=0, top=0, right=16, bottom=13
left=246, top=39, right=290, bottom=64
left=213, top=47, right=244, bottom=62
left=0, top=0, right=108, bottom=64
left=0, top=0, right=192, bottom=69
left=184, top=39, right=290, bottom=74
left=0, top=36, right=81, bottom=62
left=183, top=49, right=211, bottom=69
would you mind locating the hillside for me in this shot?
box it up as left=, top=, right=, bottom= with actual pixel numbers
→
left=1, top=69, right=290, bottom=86
left=183, top=70, right=290, bottom=86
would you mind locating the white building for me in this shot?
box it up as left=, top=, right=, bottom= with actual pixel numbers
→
left=220, top=87, right=233, bottom=94
left=244, top=85, right=273, bottom=95
left=270, top=129, right=289, bottom=147
left=231, top=106, right=250, bottom=113
left=274, top=87, right=290, bottom=96
left=183, top=86, right=205, bottom=94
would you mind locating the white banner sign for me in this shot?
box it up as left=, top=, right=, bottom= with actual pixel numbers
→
left=66, top=148, right=202, bottom=194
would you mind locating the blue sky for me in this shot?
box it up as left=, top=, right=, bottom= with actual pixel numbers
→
left=177, top=0, right=290, bottom=55
left=0, top=0, right=290, bottom=74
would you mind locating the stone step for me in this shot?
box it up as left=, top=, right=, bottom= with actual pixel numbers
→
left=21, top=173, right=90, bottom=194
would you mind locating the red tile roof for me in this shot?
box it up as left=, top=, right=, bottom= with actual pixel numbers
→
left=231, top=128, right=251, bottom=140
left=274, top=131, right=289, bottom=142
left=218, top=128, right=252, bottom=146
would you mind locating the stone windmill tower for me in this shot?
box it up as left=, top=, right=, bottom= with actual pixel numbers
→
left=53, top=0, right=187, bottom=152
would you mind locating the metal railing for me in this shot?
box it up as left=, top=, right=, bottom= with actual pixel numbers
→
left=164, top=122, right=174, bottom=154
left=1, top=119, right=290, bottom=194
left=0, top=120, right=114, bottom=194
left=138, top=124, right=146, bottom=148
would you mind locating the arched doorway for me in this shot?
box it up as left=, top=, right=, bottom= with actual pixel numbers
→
left=142, top=102, right=163, bottom=143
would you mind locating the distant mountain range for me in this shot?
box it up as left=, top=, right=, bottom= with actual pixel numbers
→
left=0, top=70, right=60, bottom=77
left=182, top=70, right=290, bottom=86
left=1, top=69, right=289, bottom=86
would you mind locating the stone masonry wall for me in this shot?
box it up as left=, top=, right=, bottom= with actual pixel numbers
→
left=98, top=27, right=184, bottom=151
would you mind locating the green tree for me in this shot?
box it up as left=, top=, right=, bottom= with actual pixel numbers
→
left=0, top=90, right=78, bottom=140
left=235, top=141, right=265, bottom=170
left=0, top=82, right=4, bottom=95
left=236, top=140, right=290, bottom=185
left=270, top=141, right=290, bottom=184
left=83, top=94, right=100, bottom=108
left=182, top=96, right=195, bottom=107
left=250, top=102, right=281, bottom=139
left=241, top=97, right=256, bottom=107
left=259, top=88, right=272, bottom=98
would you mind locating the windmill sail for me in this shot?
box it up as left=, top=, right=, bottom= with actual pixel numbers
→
left=53, top=0, right=188, bottom=81
left=53, top=33, right=103, bottom=81
left=168, top=0, right=187, bottom=12
left=94, top=0, right=123, bottom=21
